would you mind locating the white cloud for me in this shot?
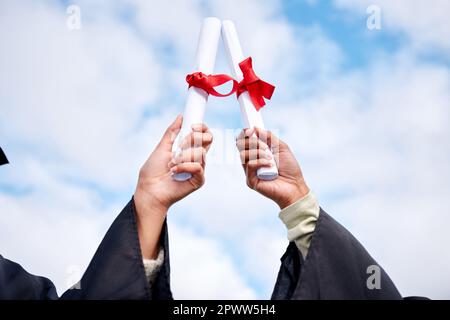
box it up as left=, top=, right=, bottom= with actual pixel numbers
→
left=334, top=0, right=450, bottom=53
left=1, top=0, right=449, bottom=300
left=267, top=50, right=450, bottom=298
left=0, top=160, right=114, bottom=293
left=0, top=0, right=162, bottom=190
left=169, top=224, right=257, bottom=299
left=1, top=0, right=286, bottom=298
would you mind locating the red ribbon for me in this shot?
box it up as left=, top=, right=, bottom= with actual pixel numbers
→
left=186, top=72, right=238, bottom=97
left=186, top=57, right=275, bottom=111
left=237, top=57, right=275, bottom=111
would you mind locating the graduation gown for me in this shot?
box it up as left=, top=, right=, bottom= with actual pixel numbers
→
left=271, top=209, right=402, bottom=299
left=154, top=208, right=403, bottom=300
left=0, top=200, right=172, bottom=300
left=0, top=147, right=8, bottom=166
left=1, top=198, right=403, bottom=300
left=0, top=148, right=404, bottom=300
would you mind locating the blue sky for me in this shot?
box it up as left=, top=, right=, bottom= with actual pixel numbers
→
left=1, top=0, right=450, bottom=299
left=286, top=0, right=401, bottom=64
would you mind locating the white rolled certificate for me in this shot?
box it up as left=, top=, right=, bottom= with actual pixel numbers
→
left=221, top=20, right=279, bottom=181
left=172, top=17, right=222, bottom=181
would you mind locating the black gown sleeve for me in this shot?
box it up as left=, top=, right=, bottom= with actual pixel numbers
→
left=61, top=198, right=173, bottom=299
left=0, top=256, right=58, bottom=300
left=272, top=208, right=403, bottom=300
left=0, top=198, right=173, bottom=300
left=0, top=147, right=8, bottom=166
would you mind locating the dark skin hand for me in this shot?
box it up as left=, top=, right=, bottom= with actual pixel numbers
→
left=236, top=127, right=310, bottom=209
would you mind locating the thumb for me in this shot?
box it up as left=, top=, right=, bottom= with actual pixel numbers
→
left=158, top=115, right=183, bottom=151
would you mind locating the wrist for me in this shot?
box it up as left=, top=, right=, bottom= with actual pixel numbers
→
left=134, top=186, right=169, bottom=219
left=277, top=181, right=310, bottom=210
left=133, top=187, right=168, bottom=260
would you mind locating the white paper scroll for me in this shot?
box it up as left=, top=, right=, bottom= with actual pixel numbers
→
left=172, top=17, right=222, bottom=181
left=221, top=20, right=279, bottom=181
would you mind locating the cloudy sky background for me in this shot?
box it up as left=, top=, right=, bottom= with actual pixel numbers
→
left=1, top=0, right=449, bottom=299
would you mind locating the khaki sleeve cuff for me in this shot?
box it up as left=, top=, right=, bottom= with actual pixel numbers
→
left=278, top=191, right=320, bottom=258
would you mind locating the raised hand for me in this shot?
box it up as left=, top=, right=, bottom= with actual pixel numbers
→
left=134, top=115, right=213, bottom=258
left=236, top=127, right=309, bottom=209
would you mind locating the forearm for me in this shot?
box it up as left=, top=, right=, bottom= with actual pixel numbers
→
left=134, top=191, right=166, bottom=290
left=133, top=189, right=168, bottom=260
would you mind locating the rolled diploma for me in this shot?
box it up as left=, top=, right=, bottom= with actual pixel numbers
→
left=221, top=20, right=278, bottom=181
left=172, top=17, right=222, bottom=181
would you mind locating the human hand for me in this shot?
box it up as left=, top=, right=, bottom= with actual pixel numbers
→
left=134, top=115, right=212, bottom=258
left=236, top=127, right=309, bottom=209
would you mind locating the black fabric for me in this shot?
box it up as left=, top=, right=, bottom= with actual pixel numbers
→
left=0, top=198, right=172, bottom=300
left=272, top=208, right=402, bottom=300
left=0, top=256, right=58, bottom=300
left=0, top=198, right=417, bottom=300
left=270, top=242, right=302, bottom=300
left=0, top=148, right=8, bottom=166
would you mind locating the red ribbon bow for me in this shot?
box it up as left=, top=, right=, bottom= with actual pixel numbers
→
left=186, top=57, right=275, bottom=111
left=186, top=72, right=238, bottom=97
left=237, top=57, right=275, bottom=111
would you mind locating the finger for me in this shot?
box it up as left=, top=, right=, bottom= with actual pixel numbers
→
left=254, top=127, right=286, bottom=152
left=236, top=128, right=255, bottom=141
left=159, top=115, right=183, bottom=151
left=247, top=158, right=273, bottom=169
left=253, top=127, right=273, bottom=147
left=240, top=149, right=272, bottom=164
left=243, top=158, right=273, bottom=179
left=172, top=147, right=206, bottom=166
left=236, top=137, right=269, bottom=152
left=236, top=129, right=246, bottom=141
left=171, top=161, right=204, bottom=174
left=191, top=123, right=210, bottom=133
left=180, top=131, right=213, bottom=149
left=170, top=162, right=205, bottom=186
left=172, top=162, right=205, bottom=188
left=171, top=147, right=206, bottom=166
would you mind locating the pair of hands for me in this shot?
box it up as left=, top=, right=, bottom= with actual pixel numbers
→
left=134, top=115, right=309, bottom=259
